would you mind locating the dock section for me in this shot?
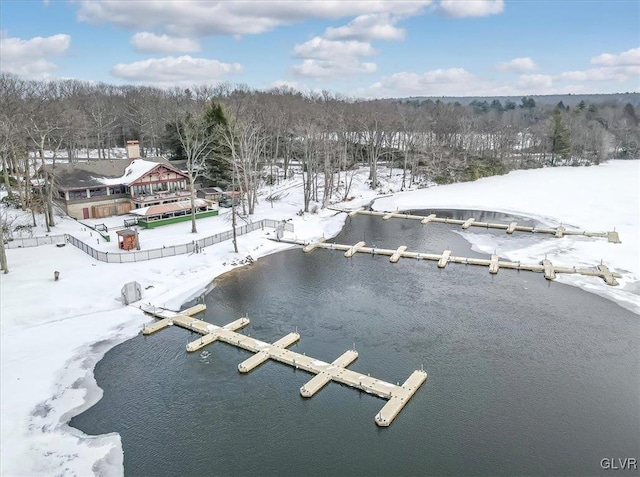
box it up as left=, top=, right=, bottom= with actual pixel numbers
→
left=342, top=209, right=620, bottom=242
left=489, top=254, right=500, bottom=274
left=375, top=370, right=428, bottom=427
left=300, top=349, right=359, bottom=397
left=438, top=250, right=452, bottom=268
left=462, top=218, right=476, bottom=229
left=238, top=332, right=301, bottom=372
left=282, top=238, right=622, bottom=286
left=390, top=246, right=408, bottom=263
left=303, top=237, right=326, bottom=252
left=345, top=241, right=366, bottom=258
left=421, top=214, right=437, bottom=225
left=140, top=305, right=427, bottom=427
left=542, top=259, right=556, bottom=280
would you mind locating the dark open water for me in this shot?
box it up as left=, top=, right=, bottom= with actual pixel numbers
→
left=71, top=210, right=640, bottom=477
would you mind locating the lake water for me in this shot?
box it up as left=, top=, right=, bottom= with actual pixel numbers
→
left=71, top=210, right=640, bottom=476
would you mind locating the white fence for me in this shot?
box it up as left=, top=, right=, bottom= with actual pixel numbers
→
left=5, top=234, right=67, bottom=249
left=6, top=219, right=294, bottom=263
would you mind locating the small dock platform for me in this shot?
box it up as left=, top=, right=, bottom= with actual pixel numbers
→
left=290, top=238, right=622, bottom=286
left=339, top=209, right=620, bottom=243
left=139, top=304, right=427, bottom=427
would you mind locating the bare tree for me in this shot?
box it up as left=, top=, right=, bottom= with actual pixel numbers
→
left=174, top=110, right=216, bottom=233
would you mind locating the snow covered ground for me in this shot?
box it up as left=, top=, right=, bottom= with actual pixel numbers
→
left=1, top=161, right=638, bottom=476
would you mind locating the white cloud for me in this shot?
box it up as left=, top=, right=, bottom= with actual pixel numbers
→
left=291, top=35, right=378, bottom=79
left=325, top=13, right=406, bottom=41
left=591, top=47, right=640, bottom=67
left=76, top=0, right=431, bottom=37
left=110, top=56, right=243, bottom=84
left=497, top=57, right=537, bottom=73
left=291, top=59, right=376, bottom=78
left=131, top=32, right=200, bottom=53
left=362, top=67, right=477, bottom=96
left=435, top=0, right=504, bottom=18
left=517, top=74, right=553, bottom=90
left=293, top=37, right=376, bottom=60
left=558, top=66, right=640, bottom=82
left=0, top=33, right=70, bottom=76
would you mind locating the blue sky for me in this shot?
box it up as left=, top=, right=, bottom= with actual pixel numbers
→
left=1, top=0, right=638, bottom=97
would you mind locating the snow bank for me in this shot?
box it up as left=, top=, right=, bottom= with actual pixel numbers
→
left=374, top=160, right=640, bottom=314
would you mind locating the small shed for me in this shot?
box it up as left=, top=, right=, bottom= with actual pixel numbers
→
left=197, top=187, right=224, bottom=201
left=117, top=229, right=137, bottom=251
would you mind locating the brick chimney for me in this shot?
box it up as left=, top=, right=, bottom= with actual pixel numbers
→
left=126, top=140, right=141, bottom=160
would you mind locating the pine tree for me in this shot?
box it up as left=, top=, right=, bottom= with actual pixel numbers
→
left=549, top=108, right=571, bottom=165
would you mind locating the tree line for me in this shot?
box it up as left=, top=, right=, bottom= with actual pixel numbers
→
left=1, top=73, right=639, bottom=227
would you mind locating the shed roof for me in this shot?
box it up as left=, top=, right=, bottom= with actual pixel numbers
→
left=129, top=199, right=212, bottom=217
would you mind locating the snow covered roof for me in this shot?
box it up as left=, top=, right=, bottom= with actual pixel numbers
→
left=47, top=157, right=177, bottom=190
left=129, top=199, right=212, bottom=217
left=101, top=159, right=158, bottom=186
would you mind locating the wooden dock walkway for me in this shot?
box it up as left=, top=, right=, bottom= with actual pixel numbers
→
left=279, top=238, right=621, bottom=286
left=333, top=208, right=621, bottom=243
left=139, top=303, right=427, bottom=427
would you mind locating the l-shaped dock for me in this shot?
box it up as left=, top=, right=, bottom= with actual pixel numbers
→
left=285, top=237, right=621, bottom=286
left=140, top=303, right=427, bottom=427
left=338, top=208, right=621, bottom=243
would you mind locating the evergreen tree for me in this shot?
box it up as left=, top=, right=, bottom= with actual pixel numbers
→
left=204, top=102, right=234, bottom=187
left=520, top=96, right=536, bottom=109
left=549, top=108, right=571, bottom=165
left=490, top=99, right=504, bottom=112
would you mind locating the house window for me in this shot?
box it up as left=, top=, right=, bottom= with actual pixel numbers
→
left=58, top=190, right=66, bottom=200
left=109, top=186, right=123, bottom=195
left=135, top=184, right=151, bottom=195
left=89, top=187, right=107, bottom=197
left=69, top=190, right=87, bottom=200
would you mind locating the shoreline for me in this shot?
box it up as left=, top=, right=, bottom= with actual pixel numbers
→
left=2, top=212, right=348, bottom=477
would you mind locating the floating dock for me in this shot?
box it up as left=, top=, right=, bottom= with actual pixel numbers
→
left=280, top=238, right=621, bottom=286
left=139, top=303, right=427, bottom=427
left=335, top=208, right=621, bottom=243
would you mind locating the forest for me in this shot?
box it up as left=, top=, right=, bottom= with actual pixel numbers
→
left=1, top=73, right=639, bottom=220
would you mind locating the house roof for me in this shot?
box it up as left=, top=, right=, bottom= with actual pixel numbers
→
left=129, top=199, right=212, bottom=217
left=201, top=187, right=224, bottom=194
left=46, top=157, right=179, bottom=190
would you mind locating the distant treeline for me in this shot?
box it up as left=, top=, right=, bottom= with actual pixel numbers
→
left=1, top=74, right=639, bottom=216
